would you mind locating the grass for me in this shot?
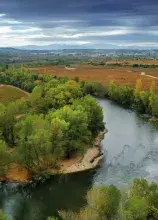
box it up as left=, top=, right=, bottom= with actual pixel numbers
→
left=0, top=85, right=28, bottom=104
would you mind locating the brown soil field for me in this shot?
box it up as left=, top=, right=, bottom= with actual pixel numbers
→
left=29, top=65, right=158, bottom=89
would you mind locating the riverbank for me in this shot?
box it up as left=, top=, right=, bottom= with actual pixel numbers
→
left=0, top=132, right=106, bottom=184
left=60, top=132, right=105, bottom=174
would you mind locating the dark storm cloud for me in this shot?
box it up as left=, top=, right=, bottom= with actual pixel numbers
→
left=1, top=0, right=158, bottom=22
left=0, top=0, right=158, bottom=47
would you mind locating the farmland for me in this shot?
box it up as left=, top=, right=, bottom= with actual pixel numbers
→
left=29, top=64, right=158, bottom=89
left=0, top=85, right=29, bottom=103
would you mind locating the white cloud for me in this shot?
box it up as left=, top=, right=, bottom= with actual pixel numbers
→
left=0, top=37, right=30, bottom=47
left=49, top=40, right=90, bottom=45
left=54, top=29, right=133, bottom=39
left=0, top=14, right=22, bottom=24
left=118, top=42, right=158, bottom=47
left=0, top=20, right=22, bottom=24
left=0, top=35, right=54, bottom=47
left=0, top=26, right=12, bottom=34
left=15, top=27, right=42, bottom=33
left=0, top=13, right=6, bottom=17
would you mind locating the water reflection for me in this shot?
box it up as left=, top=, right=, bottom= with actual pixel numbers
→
left=0, top=172, right=94, bottom=220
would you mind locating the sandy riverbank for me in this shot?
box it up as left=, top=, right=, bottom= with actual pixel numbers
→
left=0, top=132, right=106, bottom=183
left=60, top=132, right=105, bottom=174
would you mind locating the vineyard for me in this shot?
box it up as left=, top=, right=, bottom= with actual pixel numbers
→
left=29, top=65, right=158, bottom=90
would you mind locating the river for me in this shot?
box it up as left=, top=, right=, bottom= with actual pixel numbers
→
left=0, top=99, right=158, bottom=220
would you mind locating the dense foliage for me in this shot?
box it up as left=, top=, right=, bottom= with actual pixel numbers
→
left=83, top=79, right=158, bottom=118
left=0, top=67, right=104, bottom=175
left=48, top=179, right=158, bottom=220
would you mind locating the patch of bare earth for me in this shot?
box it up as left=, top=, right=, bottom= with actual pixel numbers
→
left=4, top=164, right=30, bottom=183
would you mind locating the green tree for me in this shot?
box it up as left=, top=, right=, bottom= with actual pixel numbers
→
left=129, top=179, right=158, bottom=219
left=125, top=197, right=148, bottom=220
left=14, top=114, right=52, bottom=171
left=72, top=95, right=104, bottom=137
left=47, top=105, right=91, bottom=158
left=58, top=211, right=77, bottom=220
left=108, top=80, right=117, bottom=100
left=0, top=99, right=28, bottom=145
left=28, top=85, right=50, bottom=114
left=29, top=85, right=43, bottom=104
left=58, top=185, right=121, bottom=220
left=0, top=140, right=11, bottom=176
left=47, top=217, right=58, bottom=220
left=83, top=81, right=107, bottom=97
left=45, top=80, right=82, bottom=109
left=149, top=81, right=158, bottom=117
left=0, top=210, right=7, bottom=220
left=118, top=209, right=133, bottom=220
left=150, top=94, right=158, bottom=117
left=134, top=79, right=143, bottom=103
left=86, top=185, right=121, bottom=219
left=49, top=117, right=69, bottom=159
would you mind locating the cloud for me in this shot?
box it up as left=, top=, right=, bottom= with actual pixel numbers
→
left=55, top=29, right=134, bottom=39
left=0, top=0, right=158, bottom=48
left=0, top=13, right=6, bottom=17
left=0, top=26, right=12, bottom=34
left=118, top=42, right=158, bottom=48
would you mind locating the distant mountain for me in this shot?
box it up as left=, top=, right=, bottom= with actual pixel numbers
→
left=15, top=44, right=92, bottom=50
left=0, top=47, right=51, bottom=54
left=0, top=46, right=158, bottom=54
left=15, top=44, right=158, bottom=51
left=0, top=47, right=21, bottom=53
left=16, top=44, right=130, bottom=50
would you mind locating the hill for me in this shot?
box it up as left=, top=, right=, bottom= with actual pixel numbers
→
left=0, top=85, right=29, bottom=103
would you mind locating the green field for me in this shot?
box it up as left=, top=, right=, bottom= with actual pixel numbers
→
left=0, top=85, right=28, bottom=103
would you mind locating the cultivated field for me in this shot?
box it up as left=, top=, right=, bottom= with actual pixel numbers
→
left=0, top=85, right=28, bottom=103
left=30, top=65, right=158, bottom=89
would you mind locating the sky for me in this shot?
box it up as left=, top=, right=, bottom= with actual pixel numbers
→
left=0, top=0, right=158, bottom=49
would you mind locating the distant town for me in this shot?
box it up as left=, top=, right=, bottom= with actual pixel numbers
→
left=0, top=48, right=158, bottom=65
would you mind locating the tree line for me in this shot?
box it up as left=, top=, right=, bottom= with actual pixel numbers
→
left=83, top=79, right=158, bottom=118
left=89, top=61, right=158, bottom=68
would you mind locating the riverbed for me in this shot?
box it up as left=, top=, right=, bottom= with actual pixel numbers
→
left=0, top=99, right=158, bottom=220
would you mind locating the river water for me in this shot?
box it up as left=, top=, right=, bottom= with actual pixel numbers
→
left=0, top=99, right=158, bottom=220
